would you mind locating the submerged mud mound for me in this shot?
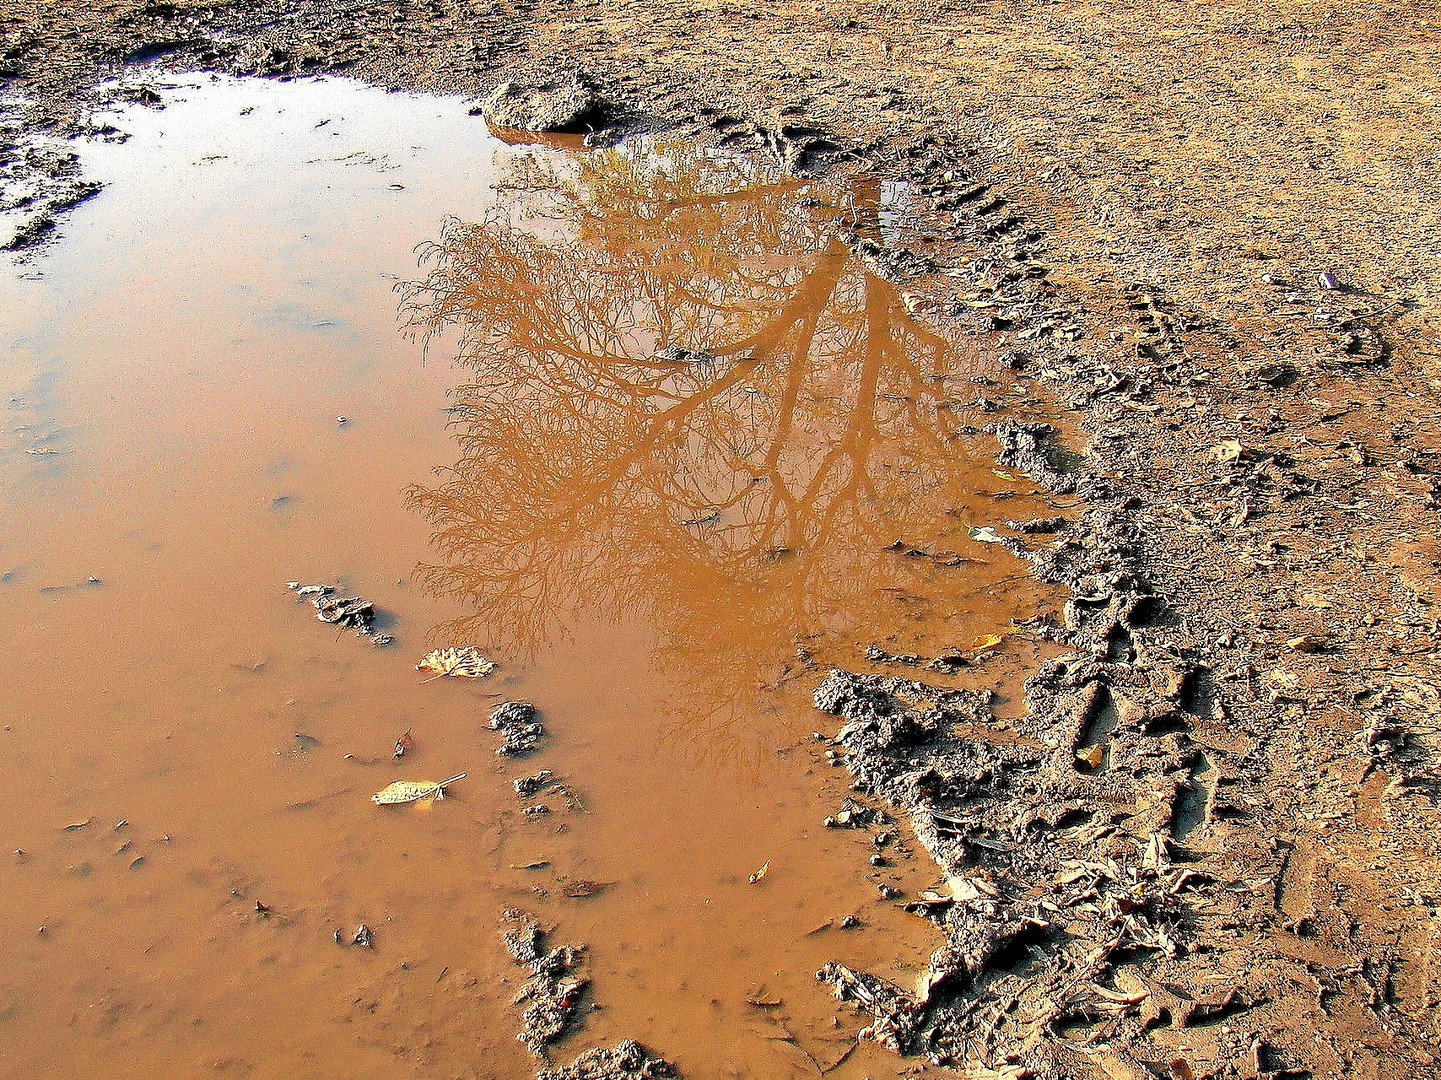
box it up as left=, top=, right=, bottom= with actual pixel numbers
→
left=502, top=910, right=591, bottom=1055
left=536, top=1041, right=676, bottom=1080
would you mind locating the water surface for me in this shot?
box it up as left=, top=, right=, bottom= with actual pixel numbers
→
left=0, top=75, right=1060, bottom=1080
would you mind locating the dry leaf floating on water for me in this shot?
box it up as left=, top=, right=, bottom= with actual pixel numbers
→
left=415, top=647, right=495, bottom=680
left=371, top=773, right=467, bottom=805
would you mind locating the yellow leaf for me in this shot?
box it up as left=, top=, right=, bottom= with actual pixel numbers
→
left=1211, top=439, right=1250, bottom=465
left=415, top=647, right=494, bottom=679
left=371, top=773, right=467, bottom=805
left=1076, top=745, right=1104, bottom=769
left=749, top=859, right=770, bottom=884
left=972, top=633, right=1005, bottom=650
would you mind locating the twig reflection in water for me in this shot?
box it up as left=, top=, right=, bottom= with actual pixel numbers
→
left=402, top=142, right=1049, bottom=771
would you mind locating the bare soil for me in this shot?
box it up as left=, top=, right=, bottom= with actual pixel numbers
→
left=5, top=1, right=1441, bottom=1077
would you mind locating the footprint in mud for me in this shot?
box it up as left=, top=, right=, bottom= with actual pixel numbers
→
left=1073, top=685, right=1119, bottom=772
left=1171, top=751, right=1215, bottom=842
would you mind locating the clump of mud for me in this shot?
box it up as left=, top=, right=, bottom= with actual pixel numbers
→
left=502, top=910, right=591, bottom=1054
left=286, top=581, right=393, bottom=646
left=537, top=1040, right=676, bottom=1080
left=490, top=700, right=545, bottom=756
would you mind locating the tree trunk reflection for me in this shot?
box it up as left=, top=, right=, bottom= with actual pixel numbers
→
left=402, top=144, right=996, bottom=762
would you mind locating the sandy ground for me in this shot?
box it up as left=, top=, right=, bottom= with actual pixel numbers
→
left=5, top=1, right=1441, bottom=1077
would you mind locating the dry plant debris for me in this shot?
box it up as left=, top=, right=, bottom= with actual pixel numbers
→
left=414, top=646, right=494, bottom=679
left=370, top=773, right=466, bottom=805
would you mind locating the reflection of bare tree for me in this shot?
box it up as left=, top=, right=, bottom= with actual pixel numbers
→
left=402, top=145, right=995, bottom=763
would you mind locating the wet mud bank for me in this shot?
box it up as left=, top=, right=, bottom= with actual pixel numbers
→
left=3, top=6, right=1441, bottom=1080
left=797, top=138, right=1441, bottom=1078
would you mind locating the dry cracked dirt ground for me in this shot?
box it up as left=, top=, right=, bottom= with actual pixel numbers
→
left=5, top=1, right=1441, bottom=1078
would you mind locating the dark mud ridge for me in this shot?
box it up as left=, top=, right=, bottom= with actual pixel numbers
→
left=501, top=914, right=674, bottom=1080
left=806, top=449, right=1274, bottom=1075
left=491, top=703, right=672, bottom=1076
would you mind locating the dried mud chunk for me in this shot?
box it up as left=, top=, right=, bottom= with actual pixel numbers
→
left=536, top=1040, right=676, bottom=1080
left=287, top=581, right=392, bottom=646
left=503, top=919, right=543, bottom=966
left=502, top=911, right=590, bottom=1053
left=991, top=419, right=1077, bottom=494
left=3, top=213, right=56, bottom=252
left=816, top=961, right=923, bottom=1053
left=490, top=701, right=545, bottom=756
left=515, top=769, right=555, bottom=797
left=813, top=670, right=946, bottom=751
left=480, top=78, right=602, bottom=132
left=317, top=594, right=372, bottom=625
left=1006, top=514, right=1069, bottom=534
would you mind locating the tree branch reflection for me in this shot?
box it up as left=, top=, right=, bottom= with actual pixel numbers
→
left=402, top=144, right=997, bottom=767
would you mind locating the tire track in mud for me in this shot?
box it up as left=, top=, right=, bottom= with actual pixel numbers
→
left=795, top=136, right=1441, bottom=1078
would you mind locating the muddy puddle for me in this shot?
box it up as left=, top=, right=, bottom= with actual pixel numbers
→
left=0, top=75, right=1065, bottom=1080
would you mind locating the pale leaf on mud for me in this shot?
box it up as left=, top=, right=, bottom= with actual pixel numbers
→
left=749, top=859, right=770, bottom=884
left=1077, top=745, right=1105, bottom=769
left=972, top=632, right=1005, bottom=650
left=1211, top=439, right=1251, bottom=465
left=371, top=773, right=467, bottom=805
left=968, top=525, right=1003, bottom=543
left=415, top=646, right=494, bottom=679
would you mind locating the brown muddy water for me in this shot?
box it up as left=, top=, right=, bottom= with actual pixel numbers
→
left=0, top=75, right=1063, bottom=1080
